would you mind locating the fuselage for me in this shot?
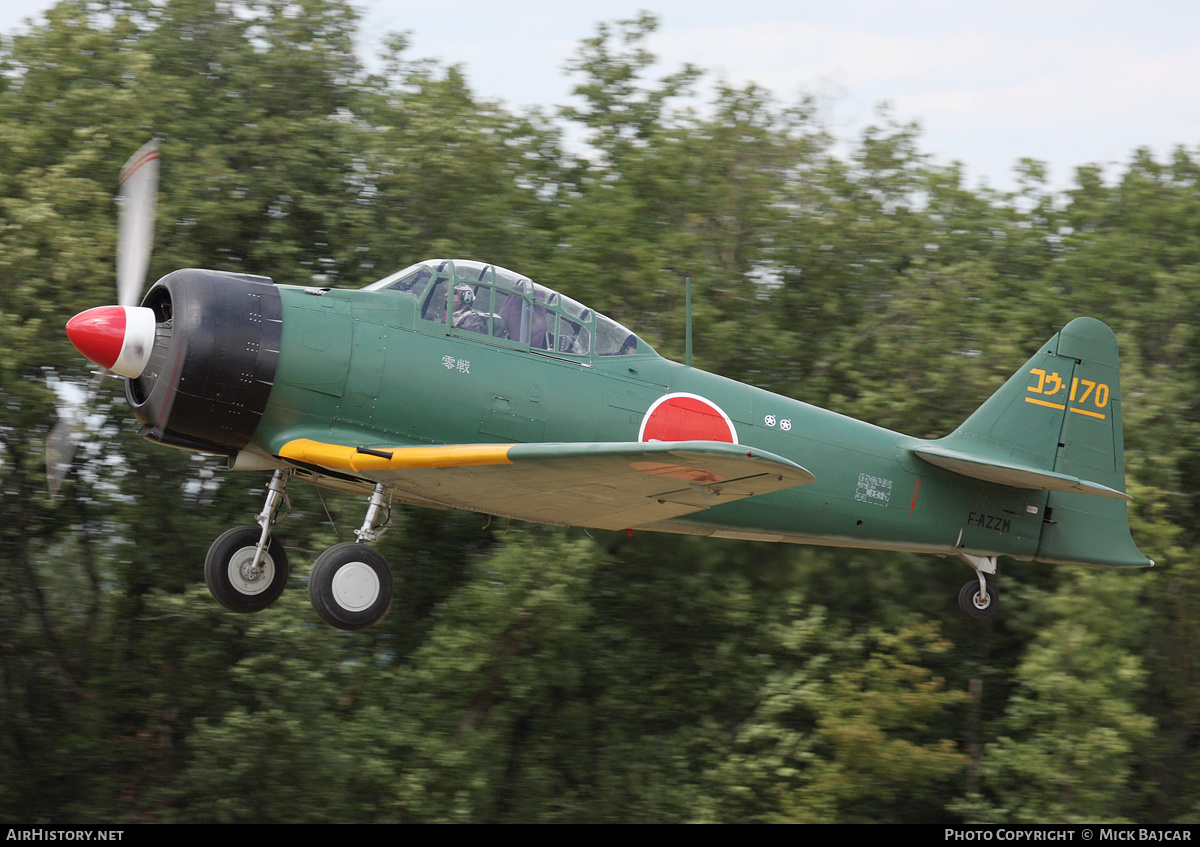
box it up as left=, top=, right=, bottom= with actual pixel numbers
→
left=249, top=280, right=1047, bottom=563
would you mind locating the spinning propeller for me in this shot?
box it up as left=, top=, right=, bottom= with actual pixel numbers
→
left=47, top=140, right=160, bottom=495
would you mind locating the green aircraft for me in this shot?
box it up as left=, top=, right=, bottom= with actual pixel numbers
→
left=57, top=142, right=1152, bottom=630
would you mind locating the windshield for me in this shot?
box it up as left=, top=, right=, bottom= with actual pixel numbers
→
left=360, top=262, right=435, bottom=297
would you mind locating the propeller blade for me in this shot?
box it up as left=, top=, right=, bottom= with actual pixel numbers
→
left=46, top=417, right=77, bottom=497
left=116, top=139, right=159, bottom=308
left=46, top=371, right=106, bottom=496
left=50, top=140, right=160, bottom=496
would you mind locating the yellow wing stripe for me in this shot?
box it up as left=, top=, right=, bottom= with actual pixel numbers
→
left=280, top=438, right=515, bottom=471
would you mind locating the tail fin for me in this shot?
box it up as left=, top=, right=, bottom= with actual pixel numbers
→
left=914, top=318, right=1151, bottom=568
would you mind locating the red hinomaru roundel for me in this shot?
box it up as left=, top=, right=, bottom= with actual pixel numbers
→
left=637, top=393, right=738, bottom=444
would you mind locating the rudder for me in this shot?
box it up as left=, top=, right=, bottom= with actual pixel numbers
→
left=1034, top=318, right=1149, bottom=567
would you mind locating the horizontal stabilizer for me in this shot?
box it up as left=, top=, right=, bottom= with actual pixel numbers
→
left=913, top=444, right=1131, bottom=500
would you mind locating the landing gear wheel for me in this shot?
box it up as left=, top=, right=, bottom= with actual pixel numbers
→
left=958, top=580, right=997, bottom=619
left=205, top=526, right=289, bottom=613
left=309, top=543, right=393, bottom=631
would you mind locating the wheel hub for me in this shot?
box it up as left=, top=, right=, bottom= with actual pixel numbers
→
left=227, top=546, right=275, bottom=595
left=331, top=561, right=381, bottom=612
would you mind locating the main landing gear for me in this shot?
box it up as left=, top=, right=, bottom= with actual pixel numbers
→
left=203, top=472, right=396, bottom=631
left=957, top=553, right=998, bottom=619
left=308, top=483, right=393, bottom=631
left=309, top=543, right=393, bottom=631
left=205, top=470, right=291, bottom=613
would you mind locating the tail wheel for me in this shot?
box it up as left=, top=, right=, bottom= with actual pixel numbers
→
left=309, top=543, right=393, bottom=631
left=205, top=526, right=289, bottom=613
left=958, top=580, right=998, bottom=619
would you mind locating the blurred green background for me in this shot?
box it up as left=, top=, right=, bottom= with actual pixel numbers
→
left=1, top=1, right=1197, bottom=823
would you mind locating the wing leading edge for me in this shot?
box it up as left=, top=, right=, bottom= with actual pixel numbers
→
left=278, top=438, right=816, bottom=531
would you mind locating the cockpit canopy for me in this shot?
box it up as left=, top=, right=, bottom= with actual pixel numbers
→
left=362, top=259, right=653, bottom=357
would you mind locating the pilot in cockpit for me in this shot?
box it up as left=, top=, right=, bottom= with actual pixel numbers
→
left=452, top=282, right=489, bottom=335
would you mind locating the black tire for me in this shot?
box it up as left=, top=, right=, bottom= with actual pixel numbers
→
left=958, top=580, right=998, bottom=619
left=205, top=526, right=289, bottom=613
left=308, top=543, right=393, bottom=631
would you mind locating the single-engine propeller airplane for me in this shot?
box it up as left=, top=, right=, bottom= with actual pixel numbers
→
left=56, top=141, right=1152, bottom=630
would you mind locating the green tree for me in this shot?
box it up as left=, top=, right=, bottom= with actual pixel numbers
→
left=698, top=614, right=967, bottom=822
left=3, top=1, right=1198, bottom=825
left=953, top=572, right=1155, bottom=823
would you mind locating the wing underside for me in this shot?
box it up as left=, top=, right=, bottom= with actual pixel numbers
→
left=278, top=438, right=816, bottom=531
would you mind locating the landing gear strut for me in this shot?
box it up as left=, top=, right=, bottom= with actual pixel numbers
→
left=205, top=470, right=292, bottom=613
left=205, top=473, right=396, bottom=630
left=309, top=483, right=395, bottom=631
left=957, top=553, right=997, bottom=618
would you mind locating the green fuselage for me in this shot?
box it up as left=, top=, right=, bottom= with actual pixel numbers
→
left=251, top=283, right=1047, bottom=564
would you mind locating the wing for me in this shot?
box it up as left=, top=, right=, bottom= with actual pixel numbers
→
left=278, top=438, right=816, bottom=531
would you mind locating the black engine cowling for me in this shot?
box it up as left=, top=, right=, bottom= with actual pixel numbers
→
left=126, top=269, right=282, bottom=456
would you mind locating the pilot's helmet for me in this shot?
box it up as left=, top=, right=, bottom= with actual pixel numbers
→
left=454, top=282, right=475, bottom=307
